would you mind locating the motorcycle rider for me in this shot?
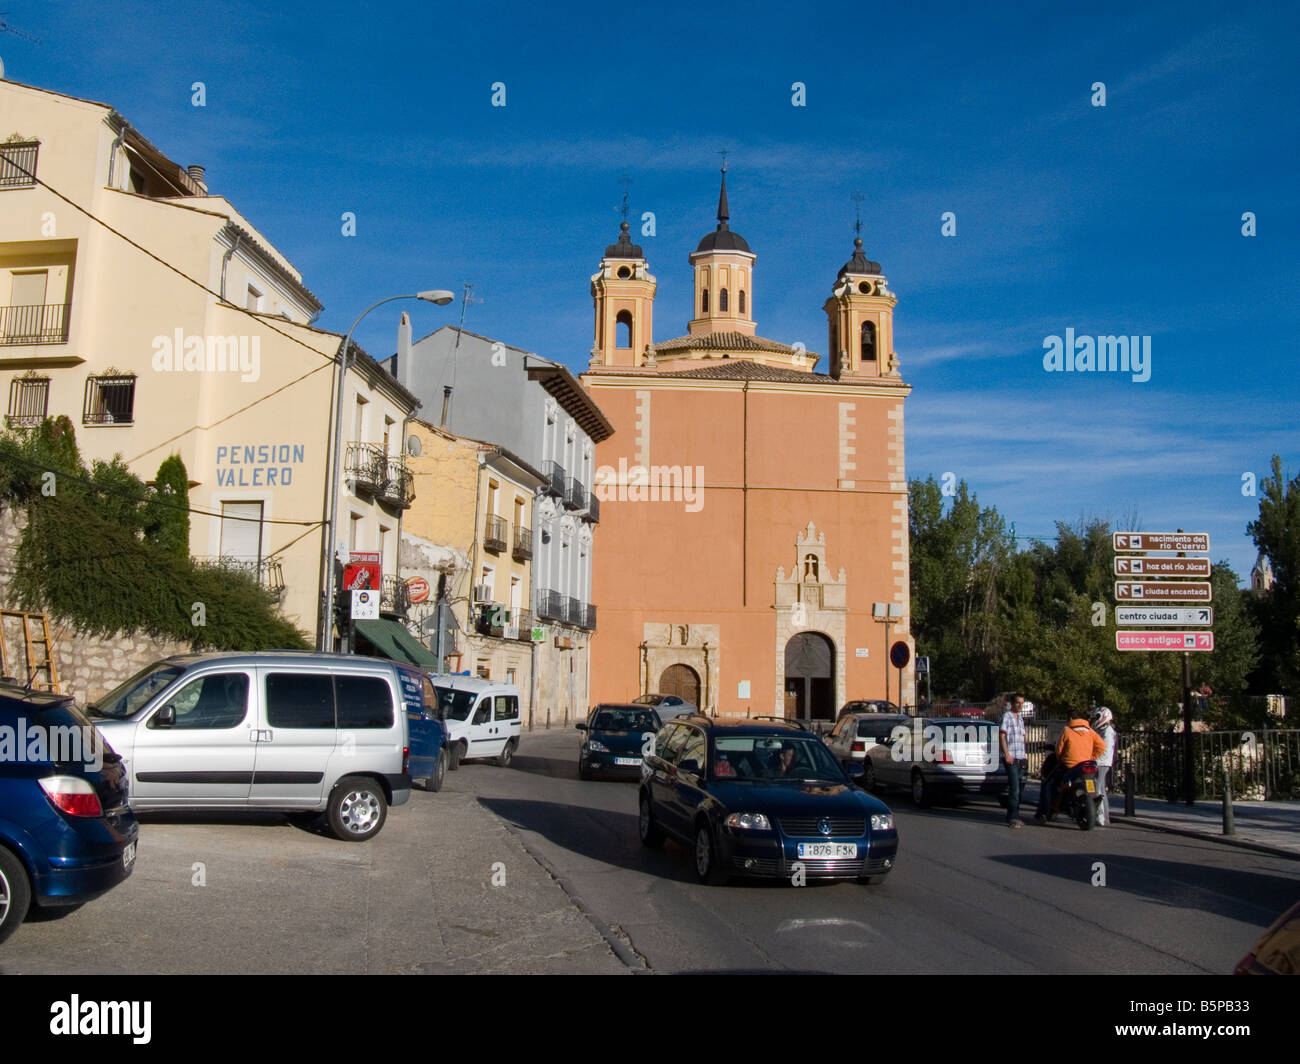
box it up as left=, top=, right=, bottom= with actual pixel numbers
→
left=1091, top=707, right=1117, bottom=826
left=1034, top=711, right=1107, bottom=823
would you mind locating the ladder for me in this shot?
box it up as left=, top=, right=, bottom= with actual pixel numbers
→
left=0, top=610, right=59, bottom=692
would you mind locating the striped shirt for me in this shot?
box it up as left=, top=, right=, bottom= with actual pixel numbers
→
left=1001, top=710, right=1027, bottom=761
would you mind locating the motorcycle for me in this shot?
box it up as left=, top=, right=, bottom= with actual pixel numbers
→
left=1040, top=753, right=1102, bottom=830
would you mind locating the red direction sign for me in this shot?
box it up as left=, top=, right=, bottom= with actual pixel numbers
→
left=1115, top=581, right=1212, bottom=602
left=1114, top=557, right=1211, bottom=577
left=1116, top=631, right=1215, bottom=652
left=1113, top=532, right=1209, bottom=553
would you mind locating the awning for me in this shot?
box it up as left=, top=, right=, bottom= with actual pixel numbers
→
left=354, top=619, right=438, bottom=670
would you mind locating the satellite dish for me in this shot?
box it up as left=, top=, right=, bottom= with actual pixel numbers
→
left=406, top=435, right=422, bottom=457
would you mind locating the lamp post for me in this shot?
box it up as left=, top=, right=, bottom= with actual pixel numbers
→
left=320, top=290, right=454, bottom=651
left=872, top=602, right=903, bottom=704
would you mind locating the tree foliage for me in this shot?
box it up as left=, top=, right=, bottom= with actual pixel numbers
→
left=1247, top=454, right=1300, bottom=696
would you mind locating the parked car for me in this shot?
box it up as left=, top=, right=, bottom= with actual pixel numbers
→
left=1235, top=899, right=1300, bottom=974
left=427, top=676, right=522, bottom=768
left=836, top=699, right=900, bottom=720
left=577, top=704, right=662, bottom=780
left=632, top=693, right=699, bottom=719
left=862, top=716, right=1007, bottom=807
left=88, top=652, right=444, bottom=841
left=0, top=682, right=140, bottom=944
left=824, top=713, right=911, bottom=768
left=639, top=718, right=898, bottom=885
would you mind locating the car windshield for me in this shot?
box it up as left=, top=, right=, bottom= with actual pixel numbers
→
left=88, top=663, right=185, bottom=719
left=857, top=718, right=903, bottom=740
left=591, top=708, right=658, bottom=732
left=433, top=687, right=477, bottom=722
left=711, top=735, right=845, bottom=783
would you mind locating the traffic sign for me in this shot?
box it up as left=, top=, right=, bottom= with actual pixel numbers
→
left=916, top=655, right=930, bottom=675
left=1116, top=631, right=1214, bottom=652
left=1116, top=607, right=1213, bottom=626
left=1114, top=557, right=1211, bottom=577
left=1113, top=532, right=1209, bottom=552
left=890, top=641, right=911, bottom=669
left=1115, top=581, right=1212, bottom=602
left=351, top=589, right=379, bottom=620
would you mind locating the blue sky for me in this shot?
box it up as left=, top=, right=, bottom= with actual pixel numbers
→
left=6, top=0, right=1297, bottom=580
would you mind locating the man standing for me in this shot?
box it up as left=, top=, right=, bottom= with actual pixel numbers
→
left=1091, top=707, right=1117, bottom=826
left=1000, top=693, right=1029, bottom=828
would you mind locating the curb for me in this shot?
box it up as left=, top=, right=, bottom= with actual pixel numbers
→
left=1110, top=815, right=1300, bottom=861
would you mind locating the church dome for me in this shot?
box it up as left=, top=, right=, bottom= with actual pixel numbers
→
left=695, top=167, right=751, bottom=254
left=605, top=221, right=644, bottom=259
left=837, top=237, right=882, bottom=278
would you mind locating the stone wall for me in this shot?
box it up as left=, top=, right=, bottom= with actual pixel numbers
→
left=0, top=505, right=191, bottom=702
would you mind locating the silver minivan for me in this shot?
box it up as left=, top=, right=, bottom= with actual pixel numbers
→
left=88, top=652, right=446, bottom=841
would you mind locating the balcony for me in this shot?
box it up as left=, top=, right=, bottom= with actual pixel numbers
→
left=0, top=141, right=38, bottom=189
left=377, top=461, right=414, bottom=509
left=565, top=595, right=581, bottom=625
left=512, top=525, right=533, bottom=561
left=197, top=555, right=286, bottom=601
left=345, top=442, right=385, bottom=495
left=536, top=589, right=564, bottom=622
left=585, top=493, right=600, bottom=524
left=543, top=460, right=567, bottom=498
left=476, top=604, right=532, bottom=641
left=381, top=575, right=411, bottom=617
left=563, top=475, right=586, bottom=511
left=483, top=514, right=507, bottom=555
left=579, top=603, right=597, bottom=631
left=0, top=303, right=70, bottom=346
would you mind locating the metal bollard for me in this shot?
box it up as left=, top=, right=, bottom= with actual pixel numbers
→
left=1124, top=766, right=1135, bottom=817
left=1223, top=774, right=1235, bottom=836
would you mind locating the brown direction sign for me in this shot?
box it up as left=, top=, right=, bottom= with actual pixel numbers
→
left=1115, top=581, right=1212, bottom=602
left=1112, top=532, right=1209, bottom=552
left=1114, top=557, right=1211, bottom=577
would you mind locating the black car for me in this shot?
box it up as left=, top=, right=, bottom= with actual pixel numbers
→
left=638, top=717, right=898, bottom=885
left=0, top=682, right=139, bottom=945
left=577, top=704, right=662, bottom=780
left=837, top=699, right=900, bottom=720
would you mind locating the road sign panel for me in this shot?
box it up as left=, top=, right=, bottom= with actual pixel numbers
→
left=1116, top=631, right=1214, bottom=652
left=1115, top=607, right=1213, bottom=626
left=1113, top=557, right=1211, bottom=577
left=1112, top=532, right=1209, bottom=553
left=1115, top=581, right=1212, bottom=603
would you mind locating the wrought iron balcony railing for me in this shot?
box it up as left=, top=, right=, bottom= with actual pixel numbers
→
left=345, top=442, right=386, bottom=494
left=483, top=514, right=507, bottom=554
left=381, top=575, right=411, bottom=616
left=512, top=525, right=533, bottom=561
left=585, top=493, right=600, bottom=524
left=563, top=476, right=586, bottom=511
left=0, top=303, right=70, bottom=346
left=543, top=460, right=567, bottom=498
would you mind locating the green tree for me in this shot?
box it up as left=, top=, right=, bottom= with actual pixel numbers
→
left=1247, top=455, right=1300, bottom=696
left=145, top=454, right=191, bottom=558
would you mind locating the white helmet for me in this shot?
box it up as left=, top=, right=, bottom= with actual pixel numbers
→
left=1092, top=706, right=1113, bottom=729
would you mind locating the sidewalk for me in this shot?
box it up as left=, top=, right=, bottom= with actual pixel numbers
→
left=1102, top=791, right=1300, bottom=860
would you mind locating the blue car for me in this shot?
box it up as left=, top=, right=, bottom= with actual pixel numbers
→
left=578, top=704, right=662, bottom=780
left=639, top=718, right=898, bottom=885
left=0, top=682, right=139, bottom=944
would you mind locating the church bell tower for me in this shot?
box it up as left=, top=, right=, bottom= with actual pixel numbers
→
left=824, top=237, right=899, bottom=380
left=590, top=220, right=656, bottom=368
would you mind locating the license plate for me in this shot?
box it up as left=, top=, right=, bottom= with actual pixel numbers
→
left=1085, top=780, right=1096, bottom=793
left=614, top=757, right=642, bottom=766
left=797, top=842, right=857, bottom=859
left=122, top=841, right=136, bottom=869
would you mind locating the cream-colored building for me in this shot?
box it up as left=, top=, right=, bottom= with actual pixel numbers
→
left=0, top=77, right=421, bottom=644
left=401, top=418, right=547, bottom=721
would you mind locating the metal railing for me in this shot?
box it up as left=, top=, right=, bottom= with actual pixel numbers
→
left=536, top=589, right=564, bottom=622
left=585, top=493, right=600, bottom=523
left=345, top=443, right=412, bottom=507
left=196, top=555, right=286, bottom=599
left=0, top=142, right=39, bottom=188
left=512, top=525, right=533, bottom=561
left=565, top=595, right=581, bottom=625
left=381, top=575, right=411, bottom=616
left=543, top=460, right=567, bottom=498
left=0, top=303, right=70, bottom=345
left=563, top=476, right=586, bottom=511
left=1114, top=729, right=1300, bottom=801
left=579, top=602, right=597, bottom=630
left=483, top=514, right=507, bottom=554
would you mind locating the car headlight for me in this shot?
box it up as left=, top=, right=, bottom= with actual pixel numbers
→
left=725, top=812, right=772, bottom=830
left=871, top=813, right=894, bottom=832
left=587, top=740, right=609, bottom=753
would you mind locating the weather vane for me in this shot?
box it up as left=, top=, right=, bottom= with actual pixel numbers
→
left=718, top=148, right=729, bottom=173
left=618, top=172, right=632, bottom=222
left=851, top=190, right=865, bottom=236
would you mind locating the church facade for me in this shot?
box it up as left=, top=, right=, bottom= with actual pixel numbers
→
left=582, top=171, right=914, bottom=720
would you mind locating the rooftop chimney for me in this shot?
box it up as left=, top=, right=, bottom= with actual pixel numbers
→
left=186, top=164, right=207, bottom=192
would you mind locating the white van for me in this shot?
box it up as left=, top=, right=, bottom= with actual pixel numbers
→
left=428, top=675, right=522, bottom=769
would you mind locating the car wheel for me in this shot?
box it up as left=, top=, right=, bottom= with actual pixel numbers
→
left=693, top=820, right=728, bottom=885
left=448, top=742, right=464, bottom=771
left=862, top=761, right=877, bottom=791
left=429, top=748, right=447, bottom=793
left=327, top=776, right=389, bottom=841
left=0, top=846, right=32, bottom=945
left=911, top=770, right=931, bottom=808
left=579, top=757, right=592, bottom=781
left=496, top=740, right=515, bottom=768
left=639, top=792, right=664, bottom=848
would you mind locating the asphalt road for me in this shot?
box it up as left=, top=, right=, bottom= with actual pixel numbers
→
left=4, top=726, right=1297, bottom=974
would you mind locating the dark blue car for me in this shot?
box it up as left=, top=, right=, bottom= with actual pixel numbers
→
left=639, top=717, right=898, bottom=885
left=0, top=682, right=139, bottom=944
left=577, top=703, right=662, bottom=780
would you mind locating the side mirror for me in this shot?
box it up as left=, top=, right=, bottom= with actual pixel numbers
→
left=154, top=704, right=176, bottom=727
left=575, top=723, right=587, bottom=732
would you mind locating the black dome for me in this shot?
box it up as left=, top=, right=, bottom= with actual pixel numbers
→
left=605, top=221, right=644, bottom=259
left=696, top=228, right=751, bottom=253
left=837, top=237, right=882, bottom=278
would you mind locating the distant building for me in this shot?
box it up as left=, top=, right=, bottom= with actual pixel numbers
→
left=581, top=169, right=914, bottom=719
left=1251, top=552, right=1274, bottom=595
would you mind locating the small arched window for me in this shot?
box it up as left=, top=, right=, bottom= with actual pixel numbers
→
left=701, top=288, right=710, bottom=313
left=861, top=321, right=877, bottom=362
left=719, top=288, right=729, bottom=312
left=615, top=310, right=633, bottom=349
left=739, top=289, right=746, bottom=314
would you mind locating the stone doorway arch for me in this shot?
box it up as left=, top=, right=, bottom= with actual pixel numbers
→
left=659, top=663, right=701, bottom=706
left=784, top=631, right=835, bottom=721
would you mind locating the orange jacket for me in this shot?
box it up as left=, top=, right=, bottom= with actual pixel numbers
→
left=1057, top=719, right=1106, bottom=768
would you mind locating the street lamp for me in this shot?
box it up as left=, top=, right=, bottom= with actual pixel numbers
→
left=872, top=602, right=903, bottom=705
left=320, top=290, right=455, bottom=651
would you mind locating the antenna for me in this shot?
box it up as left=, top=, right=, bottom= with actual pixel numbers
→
left=0, top=14, right=40, bottom=42
left=618, top=172, right=632, bottom=222
left=851, top=190, right=865, bottom=237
